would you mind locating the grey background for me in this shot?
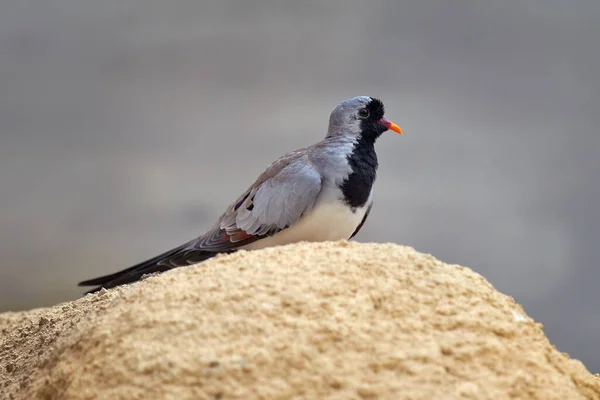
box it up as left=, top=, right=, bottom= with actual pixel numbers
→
left=0, top=1, right=598, bottom=372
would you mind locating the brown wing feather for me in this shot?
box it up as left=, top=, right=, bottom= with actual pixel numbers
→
left=187, top=148, right=322, bottom=252
left=78, top=147, right=321, bottom=293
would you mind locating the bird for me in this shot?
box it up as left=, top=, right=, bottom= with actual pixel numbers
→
left=78, top=96, right=402, bottom=293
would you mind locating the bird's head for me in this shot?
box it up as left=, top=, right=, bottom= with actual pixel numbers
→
left=326, top=96, right=402, bottom=142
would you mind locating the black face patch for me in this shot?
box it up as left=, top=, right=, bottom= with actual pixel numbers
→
left=365, top=97, right=385, bottom=121
left=339, top=97, right=386, bottom=208
left=358, top=97, right=388, bottom=142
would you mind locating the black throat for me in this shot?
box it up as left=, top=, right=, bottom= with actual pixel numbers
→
left=340, top=129, right=379, bottom=210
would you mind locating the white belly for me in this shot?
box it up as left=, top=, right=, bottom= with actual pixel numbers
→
left=242, top=188, right=372, bottom=251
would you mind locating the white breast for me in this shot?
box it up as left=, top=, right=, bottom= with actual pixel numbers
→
left=241, top=186, right=372, bottom=251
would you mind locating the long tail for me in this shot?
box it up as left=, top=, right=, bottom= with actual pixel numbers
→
left=78, top=244, right=220, bottom=294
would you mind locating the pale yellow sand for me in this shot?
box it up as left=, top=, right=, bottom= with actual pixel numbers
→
left=1, top=242, right=598, bottom=399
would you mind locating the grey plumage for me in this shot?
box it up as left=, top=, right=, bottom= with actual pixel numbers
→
left=79, top=96, right=402, bottom=293
left=225, top=156, right=322, bottom=236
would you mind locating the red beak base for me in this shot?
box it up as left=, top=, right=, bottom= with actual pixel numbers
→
left=378, top=117, right=403, bottom=134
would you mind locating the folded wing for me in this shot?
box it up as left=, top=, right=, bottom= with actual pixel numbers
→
left=78, top=154, right=322, bottom=293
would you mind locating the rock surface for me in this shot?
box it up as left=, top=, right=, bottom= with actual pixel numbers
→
left=1, top=242, right=599, bottom=400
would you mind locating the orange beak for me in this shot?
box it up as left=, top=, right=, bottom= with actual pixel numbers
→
left=378, top=117, right=403, bottom=134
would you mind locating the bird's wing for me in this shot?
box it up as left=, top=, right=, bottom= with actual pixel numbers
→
left=187, top=152, right=323, bottom=252
left=78, top=150, right=323, bottom=293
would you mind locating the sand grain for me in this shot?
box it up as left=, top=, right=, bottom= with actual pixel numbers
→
left=1, top=242, right=598, bottom=399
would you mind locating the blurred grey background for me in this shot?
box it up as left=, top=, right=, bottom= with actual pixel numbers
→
left=0, top=0, right=598, bottom=371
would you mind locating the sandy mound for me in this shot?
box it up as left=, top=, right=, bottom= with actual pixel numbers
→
left=1, top=242, right=598, bottom=400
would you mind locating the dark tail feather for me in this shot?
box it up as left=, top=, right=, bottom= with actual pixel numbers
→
left=78, top=244, right=219, bottom=294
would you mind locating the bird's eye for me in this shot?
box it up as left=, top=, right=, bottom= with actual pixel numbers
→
left=358, top=108, right=369, bottom=118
